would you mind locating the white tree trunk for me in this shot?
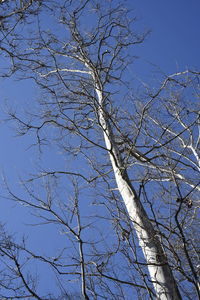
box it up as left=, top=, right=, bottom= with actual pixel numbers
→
left=94, top=82, right=182, bottom=299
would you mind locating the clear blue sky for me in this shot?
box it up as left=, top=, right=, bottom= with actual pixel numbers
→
left=133, top=0, right=200, bottom=72
left=1, top=0, right=199, bottom=195
left=0, top=0, right=199, bottom=297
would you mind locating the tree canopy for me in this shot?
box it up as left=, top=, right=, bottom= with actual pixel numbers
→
left=0, top=1, right=199, bottom=299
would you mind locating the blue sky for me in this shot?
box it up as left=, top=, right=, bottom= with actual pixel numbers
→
left=1, top=0, right=200, bottom=191
left=133, top=0, right=200, bottom=73
left=0, top=0, right=199, bottom=297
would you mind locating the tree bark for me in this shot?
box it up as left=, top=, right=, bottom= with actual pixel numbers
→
left=92, top=74, right=182, bottom=299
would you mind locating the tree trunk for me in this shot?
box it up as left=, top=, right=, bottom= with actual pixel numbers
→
left=93, top=78, right=182, bottom=299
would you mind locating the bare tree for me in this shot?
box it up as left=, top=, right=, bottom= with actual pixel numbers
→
left=0, top=0, right=199, bottom=299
